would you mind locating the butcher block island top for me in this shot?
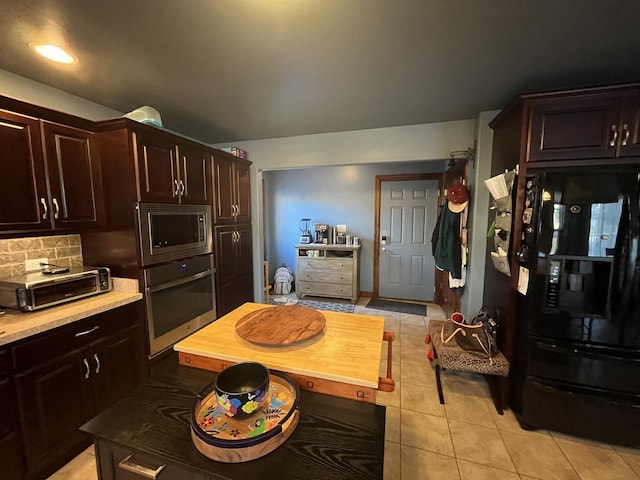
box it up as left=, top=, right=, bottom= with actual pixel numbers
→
left=174, top=302, right=394, bottom=403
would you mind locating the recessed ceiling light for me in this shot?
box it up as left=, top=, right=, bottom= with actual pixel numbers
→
left=32, top=44, right=76, bottom=64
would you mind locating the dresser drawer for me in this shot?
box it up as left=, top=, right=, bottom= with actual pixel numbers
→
left=296, top=281, right=353, bottom=298
left=298, top=258, right=354, bottom=272
left=298, top=270, right=352, bottom=285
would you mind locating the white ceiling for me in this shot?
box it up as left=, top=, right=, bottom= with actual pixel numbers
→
left=1, top=0, right=639, bottom=144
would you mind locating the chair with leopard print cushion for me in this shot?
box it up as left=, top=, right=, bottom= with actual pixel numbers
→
left=425, top=319, right=510, bottom=414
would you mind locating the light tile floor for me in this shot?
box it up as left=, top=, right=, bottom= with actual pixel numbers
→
left=50, top=298, right=640, bottom=480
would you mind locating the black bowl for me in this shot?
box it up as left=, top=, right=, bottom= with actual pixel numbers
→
left=214, top=362, right=270, bottom=418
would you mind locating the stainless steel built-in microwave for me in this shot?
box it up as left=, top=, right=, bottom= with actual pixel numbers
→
left=137, top=203, right=213, bottom=266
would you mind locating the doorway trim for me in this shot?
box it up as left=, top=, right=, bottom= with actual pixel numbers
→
left=373, top=173, right=443, bottom=299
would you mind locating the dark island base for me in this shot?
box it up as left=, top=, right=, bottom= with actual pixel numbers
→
left=81, top=354, right=386, bottom=479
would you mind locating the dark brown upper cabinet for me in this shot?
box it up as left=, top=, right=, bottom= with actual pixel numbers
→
left=528, top=86, right=640, bottom=163
left=620, top=91, right=640, bottom=157
left=178, top=142, right=212, bottom=204
left=213, top=152, right=251, bottom=224
left=0, top=110, right=103, bottom=234
left=133, top=127, right=210, bottom=204
left=41, top=121, right=104, bottom=229
left=0, top=110, right=48, bottom=233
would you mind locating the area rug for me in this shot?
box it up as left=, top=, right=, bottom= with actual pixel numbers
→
left=366, top=298, right=426, bottom=316
left=271, top=296, right=355, bottom=313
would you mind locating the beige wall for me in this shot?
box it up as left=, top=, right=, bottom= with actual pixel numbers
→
left=0, top=68, right=122, bottom=120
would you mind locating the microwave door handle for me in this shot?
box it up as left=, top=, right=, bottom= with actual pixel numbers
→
left=145, top=270, right=212, bottom=293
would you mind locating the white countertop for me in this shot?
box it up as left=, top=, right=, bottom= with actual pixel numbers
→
left=0, top=277, right=143, bottom=347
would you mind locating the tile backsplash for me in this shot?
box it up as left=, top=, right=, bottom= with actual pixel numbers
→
left=0, top=234, right=83, bottom=278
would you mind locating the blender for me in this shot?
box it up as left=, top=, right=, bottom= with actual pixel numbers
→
left=299, top=218, right=312, bottom=244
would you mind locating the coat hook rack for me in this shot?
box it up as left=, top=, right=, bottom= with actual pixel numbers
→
left=448, top=145, right=476, bottom=168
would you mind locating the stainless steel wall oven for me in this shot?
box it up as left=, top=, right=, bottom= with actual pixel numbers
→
left=144, top=254, right=216, bottom=357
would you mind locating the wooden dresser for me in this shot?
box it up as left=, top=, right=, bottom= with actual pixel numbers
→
left=294, top=244, right=361, bottom=302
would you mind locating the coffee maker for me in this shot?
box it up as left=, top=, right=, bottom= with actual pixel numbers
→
left=314, top=224, right=329, bottom=244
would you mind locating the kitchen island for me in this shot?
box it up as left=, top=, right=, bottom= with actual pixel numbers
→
left=174, top=302, right=394, bottom=403
left=80, top=355, right=386, bottom=479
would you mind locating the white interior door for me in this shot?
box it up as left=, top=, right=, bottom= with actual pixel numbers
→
left=379, top=179, right=439, bottom=301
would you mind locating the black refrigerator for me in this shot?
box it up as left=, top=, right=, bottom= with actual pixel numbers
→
left=512, top=166, right=640, bottom=447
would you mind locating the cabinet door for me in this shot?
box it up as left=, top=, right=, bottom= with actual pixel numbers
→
left=235, top=223, right=253, bottom=278
left=0, top=356, right=23, bottom=480
left=134, top=129, right=179, bottom=202
left=0, top=432, right=24, bottom=480
left=212, top=154, right=236, bottom=223
left=178, top=143, right=212, bottom=204
left=214, top=224, right=254, bottom=315
left=91, top=323, right=146, bottom=412
left=528, top=93, right=621, bottom=162
left=619, top=93, right=640, bottom=157
left=213, top=225, right=236, bottom=282
left=42, top=121, right=105, bottom=229
left=234, top=159, right=252, bottom=223
left=14, top=347, right=95, bottom=474
left=0, top=110, right=49, bottom=232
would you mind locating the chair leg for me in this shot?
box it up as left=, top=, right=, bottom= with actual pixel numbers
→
left=435, top=362, right=445, bottom=405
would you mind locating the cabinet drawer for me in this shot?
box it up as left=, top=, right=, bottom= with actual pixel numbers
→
left=98, top=441, right=206, bottom=480
left=12, top=302, right=140, bottom=371
left=297, top=270, right=352, bottom=285
left=296, top=281, right=353, bottom=298
left=298, top=258, right=354, bottom=272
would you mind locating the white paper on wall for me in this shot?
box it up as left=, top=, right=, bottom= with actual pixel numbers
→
left=517, top=266, right=530, bottom=295
left=484, top=173, right=509, bottom=200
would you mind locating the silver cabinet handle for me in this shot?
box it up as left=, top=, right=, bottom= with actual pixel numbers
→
left=622, top=123, right=630, bottom=146
left=609, top=124, right=618, bottom=147
left=174, top=179, right=180, bottom=196
left=93, top=353, right=100, bottom=374
left=40, top=197, right=48, bottom=219
left=118, top=454, right=166, bottom=479
left=180, top=180, right=185, bottom=195
left=52, top=197, right=60, bottom=219
left=75, top=325, right=100, bottom=337
left=83, top=358, right=90, bottom=379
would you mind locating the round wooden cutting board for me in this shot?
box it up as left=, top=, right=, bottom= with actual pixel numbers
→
left=235, top=305, right=326, bottom=346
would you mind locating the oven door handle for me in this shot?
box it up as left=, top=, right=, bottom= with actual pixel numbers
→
left=145, top=270, right=213, bottom=293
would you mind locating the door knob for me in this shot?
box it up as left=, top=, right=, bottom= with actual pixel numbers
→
left=382, top=247, right=386, bottom=252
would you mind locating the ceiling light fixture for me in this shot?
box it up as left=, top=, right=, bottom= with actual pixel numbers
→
left=32, top=43, right=76, bottom=64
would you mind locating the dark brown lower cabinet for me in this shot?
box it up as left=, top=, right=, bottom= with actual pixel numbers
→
left=6, top=301, right=147, bottom=480
left=15, top=346, right=95, bottom=477
left=0, top=356, right=24, bottom=479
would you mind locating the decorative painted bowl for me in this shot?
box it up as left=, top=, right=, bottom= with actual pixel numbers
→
left=214, top=362, right=270, bottom=418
